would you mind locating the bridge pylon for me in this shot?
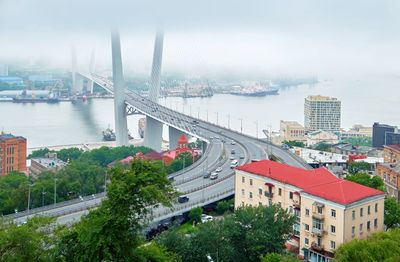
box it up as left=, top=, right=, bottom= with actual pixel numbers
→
left=144, top=30, right=164, bottom=151
left=111, top=29, right=129, bottom=146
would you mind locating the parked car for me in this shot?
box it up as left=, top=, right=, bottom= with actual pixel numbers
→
left=203, top=171, right=211, bottom=178
left=215, top=167, right=223, bottom=172
left=201, top=214, right=214, bottom=223
left=178, top=195, right=189, bottom=203
left=210, top=172, right=219, bottom=180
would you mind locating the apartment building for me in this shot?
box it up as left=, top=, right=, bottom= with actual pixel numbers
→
left=280, top=120, right=306, bottom=142
left=0, top=133, right=27, bottom=176
left=376, top=163, right=400, bottom=201
left=235, top=160, right=384, bottom=262
left=383, top=145, right=400, bottom=163
left=304, top=95, right=341, bottom=133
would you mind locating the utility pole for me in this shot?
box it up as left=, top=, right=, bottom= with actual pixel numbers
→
left=226, top=114, right=230, bottom=129
left=206, top=109, right=209, bottom=121
left=239, top=118, right=243, bottom=133
left=54, top=177, right=57, bottom=205
left=215, top=112, right=219, bottom=125
left=255, top=120, right=259, bottom=139
left=42, top=188, right=46, bottom=207
left=197, top=107, right=200, bottom=118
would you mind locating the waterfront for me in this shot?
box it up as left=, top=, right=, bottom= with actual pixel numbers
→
left=1, top=75, right=399, bottom=148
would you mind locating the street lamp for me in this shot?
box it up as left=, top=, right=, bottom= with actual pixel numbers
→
left=238, top=118, right=243, bottom=133
left=197, top=107, right=200, bottom=118
left=54, top=177, right=58, bottom=205
left=226, top=114, right=230, bottom=129
left=41, top=188, right=46, bottom=207
left=254, top=120, right=259, bottom=139
left=206, top=109, right=209, bottom=121
left=190, top=105, right=192, bottom=116
left=27, top=180, right=35, bottom=214
left=215, top=112, right=219, bottom=125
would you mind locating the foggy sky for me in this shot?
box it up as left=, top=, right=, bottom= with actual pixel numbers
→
left=0, top=0, right=399, bottom=77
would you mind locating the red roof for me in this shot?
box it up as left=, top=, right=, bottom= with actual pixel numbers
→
left=178, top=134, right=188, bottom=144
left=385, top=144, right=400, bottom=152
left=237, top=160, right=384, bottom=205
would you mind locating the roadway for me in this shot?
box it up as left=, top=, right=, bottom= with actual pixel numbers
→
left=8, top=73, right=309, bottom=225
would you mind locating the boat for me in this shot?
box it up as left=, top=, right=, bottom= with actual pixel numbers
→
left=102, top=127, right=116, bottom=141
left=12, top=97, right=59, bottom=103
left=138, top=118, right=145, bottom=138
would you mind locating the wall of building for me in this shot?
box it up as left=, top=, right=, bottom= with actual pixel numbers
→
left=0, top=136, right=27, bottom=176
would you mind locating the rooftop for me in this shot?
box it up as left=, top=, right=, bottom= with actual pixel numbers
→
left=280, top=120, right=304, bottom=128
left=237, top=160, right=384, bottom=205
left=385, top=144, right=400, bottom=153
left=379, top=163, right=400, bottom=173
left=305, top=95, right=339, bottom=102
left=0, top=133, right=26, bottom=142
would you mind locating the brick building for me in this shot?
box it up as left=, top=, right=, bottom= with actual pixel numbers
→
left=0, top=133, right=27, bottom=176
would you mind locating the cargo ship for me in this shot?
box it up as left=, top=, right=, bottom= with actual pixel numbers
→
left=230, top=86, right=278, bottom=97
left=138, top=118, right=145, bottom=139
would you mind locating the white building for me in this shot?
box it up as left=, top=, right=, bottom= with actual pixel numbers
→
left=304, top=95, right=341, bottom=133
left=306, top=130, right=339, bottom=146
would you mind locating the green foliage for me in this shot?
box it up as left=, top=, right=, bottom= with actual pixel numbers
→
left=0, top=172, right=29, bottom=215
left=260, top=252, right=298, bottom=262
left=53, top=160, right=177, bottom=261
left=345, top=173, right=385, bottom=191
left=28, top=148, right=51, bottom=159
left=168, top=151, right=194, bottom=174
left=335, top=228, right=400, bottom=262
left=131, top=243, right=178, bottom=262
left=314, top=142, right=331, bottom=152
left=56, top=147, right=84, bottom=162
left=343, top=137, right=372, bottom=147
left=384, top=197, right=400, bottom=230
left=158, top=204, right=295, bottom=262
left=348, top=161, right=372, bottom=175
left=188, top=207, right=203, bottom=223
left=283, top=140, right=305, bottom=148
left=0, top=216, right=55, bottom=262
left=216, top=199, right=234, bottom=215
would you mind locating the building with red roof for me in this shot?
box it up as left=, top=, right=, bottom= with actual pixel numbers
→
left=235, top=160, right=384, bottom=262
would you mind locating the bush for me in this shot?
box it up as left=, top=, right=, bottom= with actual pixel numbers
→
left=188, top=207, right=202, bottom=223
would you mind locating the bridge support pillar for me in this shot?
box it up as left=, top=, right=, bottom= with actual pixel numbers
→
left=111, top=29, right=129, bottom=146
left=168, top=126, right=185, bottom=150
left=143, top=116, right=163, bottom=152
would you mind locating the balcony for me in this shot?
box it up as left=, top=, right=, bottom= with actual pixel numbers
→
left=312, top=212, right=325, bottom=220
left=312, top=227, right=326, bottom=236
left=264, top=191, right=273, bottom=198
left=311, top=242, right=324, bottom=252
left=293, top=199, right=301, bottom=208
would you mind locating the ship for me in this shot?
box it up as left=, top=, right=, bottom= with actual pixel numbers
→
left=12, top=97, right=59, bottom=103
left=230, top=82, right=279, bottom=97
left=102, top=127, right=134, bottom=141
left=138, top=118, right=145, bottom=139
left=102, top=127, right=116, bottom=141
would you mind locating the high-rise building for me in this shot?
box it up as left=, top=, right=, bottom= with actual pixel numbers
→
left=235, top=160, right=384, bottom=262
left=372, top=122, right=398, bottom=148
left=0, top=133, right=27, bottom=176
left=304, top=95, right=341, bottom=133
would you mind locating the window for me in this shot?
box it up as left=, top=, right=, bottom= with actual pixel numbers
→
left=360, top=208, right=363, bottom=217
left=317, top=206, right=323, bottom=214
left=305, top=224, right=310, bottom=231
left=367, top=221, right=371, bottom=230
left=249, top=179, right=253, bottom=186
left=352, top=210, right=356, bottom=220
left=375, top=203, right=378, bottom=212
left=305, top=208, right=310, bottom=216
left=305, top=238, right=309, bottom=245
left=317, top=236, right=322, bottom=246
left=258, top=202, right=262, bottom=206
left=242, top=176, right=245, bottom=183
left=278, top=188, right=282, bottom=196
left=258, top=188, right=262, bottom=195
left=331, top=225, right=336, bottom=234
left=249, top=192, right=253, bottom=199
left=368, top=205, right=371, bottom=215
left=331, top=209, right=336, bottom=218
left=289, top=192, right=293, bottom=199
left=331, top=241, right=336, bottom=249
left=352, top=226, right=355, bottom=236
left=241, top=189, right=245, bottom=196
left=359, top=223, right=363, bottom=233
left=374, top=218, right=378, bottom=227
left=313, top=219, right=323, bottom=231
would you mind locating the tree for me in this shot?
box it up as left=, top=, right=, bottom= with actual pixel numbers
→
left=283, top=140, right=305, bottom=148
left=28, top=148, right=51, bottom=159
left=261, top=253, right=298, bottom=262
left=345, top=172, right=385, bottom=191
left=131, top=243, right=178, bottom=262
left=348, top=161, right=372, bottom=175
left=158, top=204, right=295, bottom=262
left=188, top=207, right=203, bottom=223
left=0, top=172, right=29, bottom=215
left=0, top=216, right=55, bottom=262
left=56, top=147, right=83, bottom=162
left=216, top=199, right=234, bottom=215
left=314, top=142, right=331, bottom=152
left=384, top=197, right=400, bottom=230
left=335, top=228, right=400, bottom=261
left=343, top=137, right=372, bottom=147
left=53, top=160, right=177, bottom=261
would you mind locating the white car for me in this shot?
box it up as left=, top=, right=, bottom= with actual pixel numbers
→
left=231, top=140, right=236, bottom=145
left=201, top=214, right=214, bottom=223
left=229, top=155, right=235, bottom=160
left=215, top=167, right=223, bottom=172
left=210, top=172, right=219, bottom=180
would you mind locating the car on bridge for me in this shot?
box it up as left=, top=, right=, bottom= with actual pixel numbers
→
left=210, top=172, right=218, bottom=180
left=215, top=167, right=223, bottom=172
left=178, top=195, right=189, bottom=203
left=231, top=140, right=236, bottom=145
left=203, top=171, right=211, bottom=178
left=231, top=149, right=236, bottom=154
left=230, top=160, right=238, bottom=168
